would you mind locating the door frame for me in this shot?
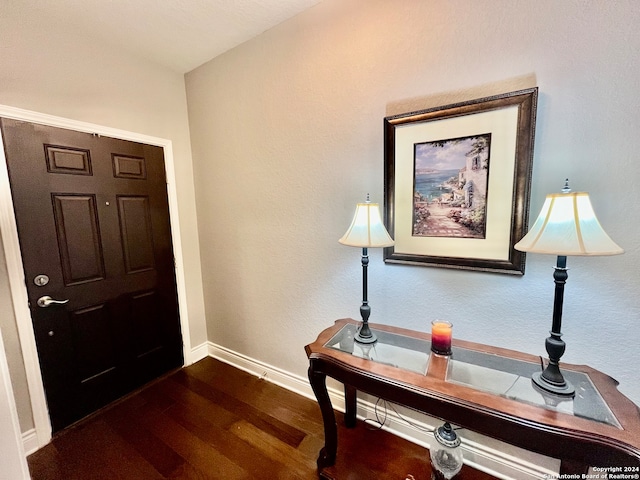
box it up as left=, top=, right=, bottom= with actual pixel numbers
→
left=0, top=104, right=193, bottom=449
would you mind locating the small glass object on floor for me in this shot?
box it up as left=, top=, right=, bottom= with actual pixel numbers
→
left=430, top=422, right=463, bottom=480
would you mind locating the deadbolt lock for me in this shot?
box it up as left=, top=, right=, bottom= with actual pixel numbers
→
left=34, top=274, right=50, bottom=287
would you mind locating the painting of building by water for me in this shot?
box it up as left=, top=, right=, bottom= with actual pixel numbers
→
left=412, top=133, right=490, bottom=238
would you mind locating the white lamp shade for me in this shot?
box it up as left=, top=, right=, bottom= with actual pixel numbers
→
left=514, top=192, right=623, bottom=256
left=339, top=202, right=395, bottom=248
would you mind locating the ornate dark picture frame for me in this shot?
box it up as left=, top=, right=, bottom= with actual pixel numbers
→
left=383, top=88, right=538, bottom=275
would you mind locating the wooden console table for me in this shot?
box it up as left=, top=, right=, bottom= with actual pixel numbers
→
left=305, top=319, right=640, bottom=477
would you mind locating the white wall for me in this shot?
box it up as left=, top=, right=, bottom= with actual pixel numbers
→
left=0, top=8, right=207, bottom=434
left=186, top=0, right=640, bottom=412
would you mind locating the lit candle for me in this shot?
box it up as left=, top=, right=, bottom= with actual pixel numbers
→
left=431, top=320, right=452, bottom=355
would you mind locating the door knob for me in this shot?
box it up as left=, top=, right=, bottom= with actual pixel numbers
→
left=37, top=295, right=70, bottom=308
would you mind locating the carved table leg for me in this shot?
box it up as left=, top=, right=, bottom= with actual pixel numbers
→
left=344, top=384, right=357, bottom=428
left=308, top=366, right=337, bottom=470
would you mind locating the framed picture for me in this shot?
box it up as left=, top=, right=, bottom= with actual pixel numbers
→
left=383, top=88, right=538, bottom=275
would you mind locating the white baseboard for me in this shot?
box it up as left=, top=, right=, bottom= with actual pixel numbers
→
left=22, top=428, right=39, bottom=456
left=189, top=341, right=210, bottom=365
left=206, top=341, right=558, bottom=480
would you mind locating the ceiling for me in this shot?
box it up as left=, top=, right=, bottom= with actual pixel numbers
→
left=4, top=0, right=321, bottom=74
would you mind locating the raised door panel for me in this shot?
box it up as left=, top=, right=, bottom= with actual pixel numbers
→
left=130, top=291, right=163, bottom=359
left=51, top=194, right=105, bottom=285
left=71, top=303, right=117, bottom=385
left=45, top=145, right=93, bottom=175
left=117, top=196, right=155, bottom=274
left=112, top=154, right=146, bottom=179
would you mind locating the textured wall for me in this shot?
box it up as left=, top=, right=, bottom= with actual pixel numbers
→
left=186, top=0, right=640, bottom=407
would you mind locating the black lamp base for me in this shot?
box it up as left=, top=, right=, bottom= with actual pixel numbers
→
left=531, top=255, right=575, bottom=398
left=355, top=322, right=377, bottom=344
left=532, top=371, right=575, bottom=397
left=354, top=246, right=377, bottom=344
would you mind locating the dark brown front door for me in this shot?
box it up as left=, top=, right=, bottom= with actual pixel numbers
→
left=1, top=118, right=183, bottom=432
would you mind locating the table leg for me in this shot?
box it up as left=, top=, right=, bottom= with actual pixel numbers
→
left=308, top=366, right=337, bottom=470
left=344, top=384, right=357, bottom=428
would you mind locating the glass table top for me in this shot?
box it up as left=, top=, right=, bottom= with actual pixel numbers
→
left=324, top=324, right=620, bottom=428
left=325, top=324, right=430, bottom=375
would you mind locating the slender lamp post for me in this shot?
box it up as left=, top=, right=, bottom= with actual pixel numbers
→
left=339, top=195, right=394, bottom=344
left=515, top=180, right=623, bottom=396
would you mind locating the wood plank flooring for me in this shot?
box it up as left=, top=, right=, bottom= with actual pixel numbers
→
left=28, top=357, right=497, bottom=479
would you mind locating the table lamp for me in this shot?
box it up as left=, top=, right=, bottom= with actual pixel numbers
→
left=339, top=194, right=394, bottom=343
left=515, top=180, right=623, bottom=396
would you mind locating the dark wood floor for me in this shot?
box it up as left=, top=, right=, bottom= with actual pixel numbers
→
left=28, top=357, right=497, bottom=479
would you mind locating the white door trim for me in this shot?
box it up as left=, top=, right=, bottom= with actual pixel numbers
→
left=0, top=322, right=30, bottom=478
left=0, top=104, right=193, bottom=449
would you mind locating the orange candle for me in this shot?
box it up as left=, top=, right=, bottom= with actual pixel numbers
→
left=431, top=320, right=452, bottom=355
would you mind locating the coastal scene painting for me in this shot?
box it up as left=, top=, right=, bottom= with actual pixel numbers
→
left=384, top=88, right=537, bottom=273
left=413, top=133, right=491, bottom=239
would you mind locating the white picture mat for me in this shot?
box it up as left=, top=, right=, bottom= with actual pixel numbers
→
left=393, top=105, right=519, bottom=260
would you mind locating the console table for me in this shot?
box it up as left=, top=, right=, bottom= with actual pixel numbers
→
left=305, top=319, right=640, bottom=477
